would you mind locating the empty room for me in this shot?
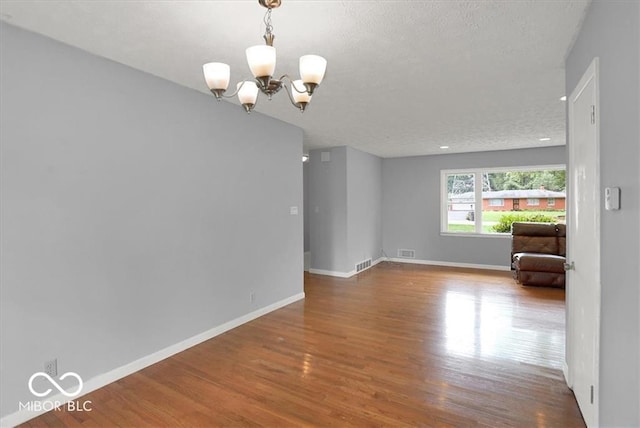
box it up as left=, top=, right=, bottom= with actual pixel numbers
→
left=1, top=1, right=638, bottom=427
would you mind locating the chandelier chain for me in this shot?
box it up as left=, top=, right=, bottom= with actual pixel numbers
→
left=264, top=8, right=274, bottom=38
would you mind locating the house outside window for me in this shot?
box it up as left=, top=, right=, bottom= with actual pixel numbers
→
left=442, top=165, right=566, bottom=235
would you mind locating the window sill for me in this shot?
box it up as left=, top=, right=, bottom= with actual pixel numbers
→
left=440, top=232, right=511, bottom=239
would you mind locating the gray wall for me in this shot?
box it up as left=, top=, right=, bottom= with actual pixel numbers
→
left=565, top=1, right=640, bottom=426
left=346, top=147, right=383, bottom=268
left=382, top=146, right=566, bottom=267
left=308, top=146, right=382, bottom=274
left=309, top=147, right=348, bottom=272
left=0, top=23, right=304, bottom=418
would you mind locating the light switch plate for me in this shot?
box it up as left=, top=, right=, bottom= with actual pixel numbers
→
left=289, top=206, right=298, bottom=215
left=605, top=187, right=620, bottom=210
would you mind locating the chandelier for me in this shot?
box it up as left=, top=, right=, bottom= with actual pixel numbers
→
left=202, top=0, right=327, bottom=114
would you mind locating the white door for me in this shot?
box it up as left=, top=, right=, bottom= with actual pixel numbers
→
left=566, top=57, right=600, bottom=427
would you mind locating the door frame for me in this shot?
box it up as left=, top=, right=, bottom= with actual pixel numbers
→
left=565, top=56, right=601, bottom=425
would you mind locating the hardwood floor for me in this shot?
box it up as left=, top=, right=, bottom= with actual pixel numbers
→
left=22, top=263, right=585, bottom=427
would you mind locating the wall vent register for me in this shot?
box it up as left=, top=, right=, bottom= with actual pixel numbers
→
left=355, top=258, right=373, bottom=273
left=397, top=249, right=416, bottom=259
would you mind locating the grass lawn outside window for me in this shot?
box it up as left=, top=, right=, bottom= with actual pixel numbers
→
left=447, top=210, right=566, bottom=234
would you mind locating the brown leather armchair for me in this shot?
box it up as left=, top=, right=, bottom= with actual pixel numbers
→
left=511, top=222, right=566, bottom=288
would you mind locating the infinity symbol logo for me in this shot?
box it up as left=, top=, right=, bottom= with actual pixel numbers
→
left=28, top=372, right=83, bottom=398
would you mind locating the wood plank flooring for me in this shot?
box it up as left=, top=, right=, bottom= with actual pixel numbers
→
left=21, top=262, right=585, bottom=427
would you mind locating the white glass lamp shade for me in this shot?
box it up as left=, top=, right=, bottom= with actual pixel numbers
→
left=202, top=62, right=230, bottom=90
left=292, top=80, right=312, bottom=103
left=245, top=45, right=276, bottom=78
left=237, top=81, right=259, bottom=105
left=299, top=55, right=327, bottom=85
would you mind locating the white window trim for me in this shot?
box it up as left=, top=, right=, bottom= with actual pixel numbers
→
left=440, top=164, right=566, bottom=237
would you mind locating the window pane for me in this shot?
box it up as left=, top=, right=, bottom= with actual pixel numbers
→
left=482, top=172, right=509, bottom=233
left=482, top=169, right=566, bottom=234
left=447, top=173, right=475, bottom=233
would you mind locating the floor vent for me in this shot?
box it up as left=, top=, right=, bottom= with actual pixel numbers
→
left=355, top=258, right=373, bottom=273
left=397, top=249, right=416, bottom=259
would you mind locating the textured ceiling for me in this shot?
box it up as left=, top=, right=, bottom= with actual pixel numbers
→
left=0, top=0, right=590, bottom=158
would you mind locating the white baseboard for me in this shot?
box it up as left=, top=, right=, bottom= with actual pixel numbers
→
left=563, top=361, right=572, bottom=388
left=0, top=292, right=305, bottom=428
left=308, top=257, right=509, bottom=278
left=372, top=257, right=385, bottom=268
left=308, top=268, right=352, bottom=278
left=308, top=257, right=385, bottom=279
left=386, top=257, right=510, bottom=272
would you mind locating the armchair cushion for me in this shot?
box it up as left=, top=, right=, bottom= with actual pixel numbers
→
left=512, top=253, right=566, bottom=274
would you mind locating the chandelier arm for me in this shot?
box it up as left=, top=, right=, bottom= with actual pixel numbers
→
left=278, top=74, right=309, bottom=94
left=283, top=83, right=307, bottom=113
left=283, top=82, right=299, bottom=105
left=218, top=80, right=252, bottom=99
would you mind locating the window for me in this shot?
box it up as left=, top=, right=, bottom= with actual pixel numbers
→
left=441, top=165, right=566, bottom=235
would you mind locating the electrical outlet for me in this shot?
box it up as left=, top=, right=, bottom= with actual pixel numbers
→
left=44, top=359, right=58, bottom=377
left=250, top=291, right=255, bottom=303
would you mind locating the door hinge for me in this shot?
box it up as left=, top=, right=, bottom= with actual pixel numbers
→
left=590, top=385, right=594, bottom=404
left=591, top=105, right=596, bottom=124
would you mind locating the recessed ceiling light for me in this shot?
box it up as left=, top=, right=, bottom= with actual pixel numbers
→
left=440, top=145, right=449, bottom=149
left=560, top=96, right=567, bottom=101
left=302, top=154, right=309, bottom=162
left=539, top=137, right=551, bottom=142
